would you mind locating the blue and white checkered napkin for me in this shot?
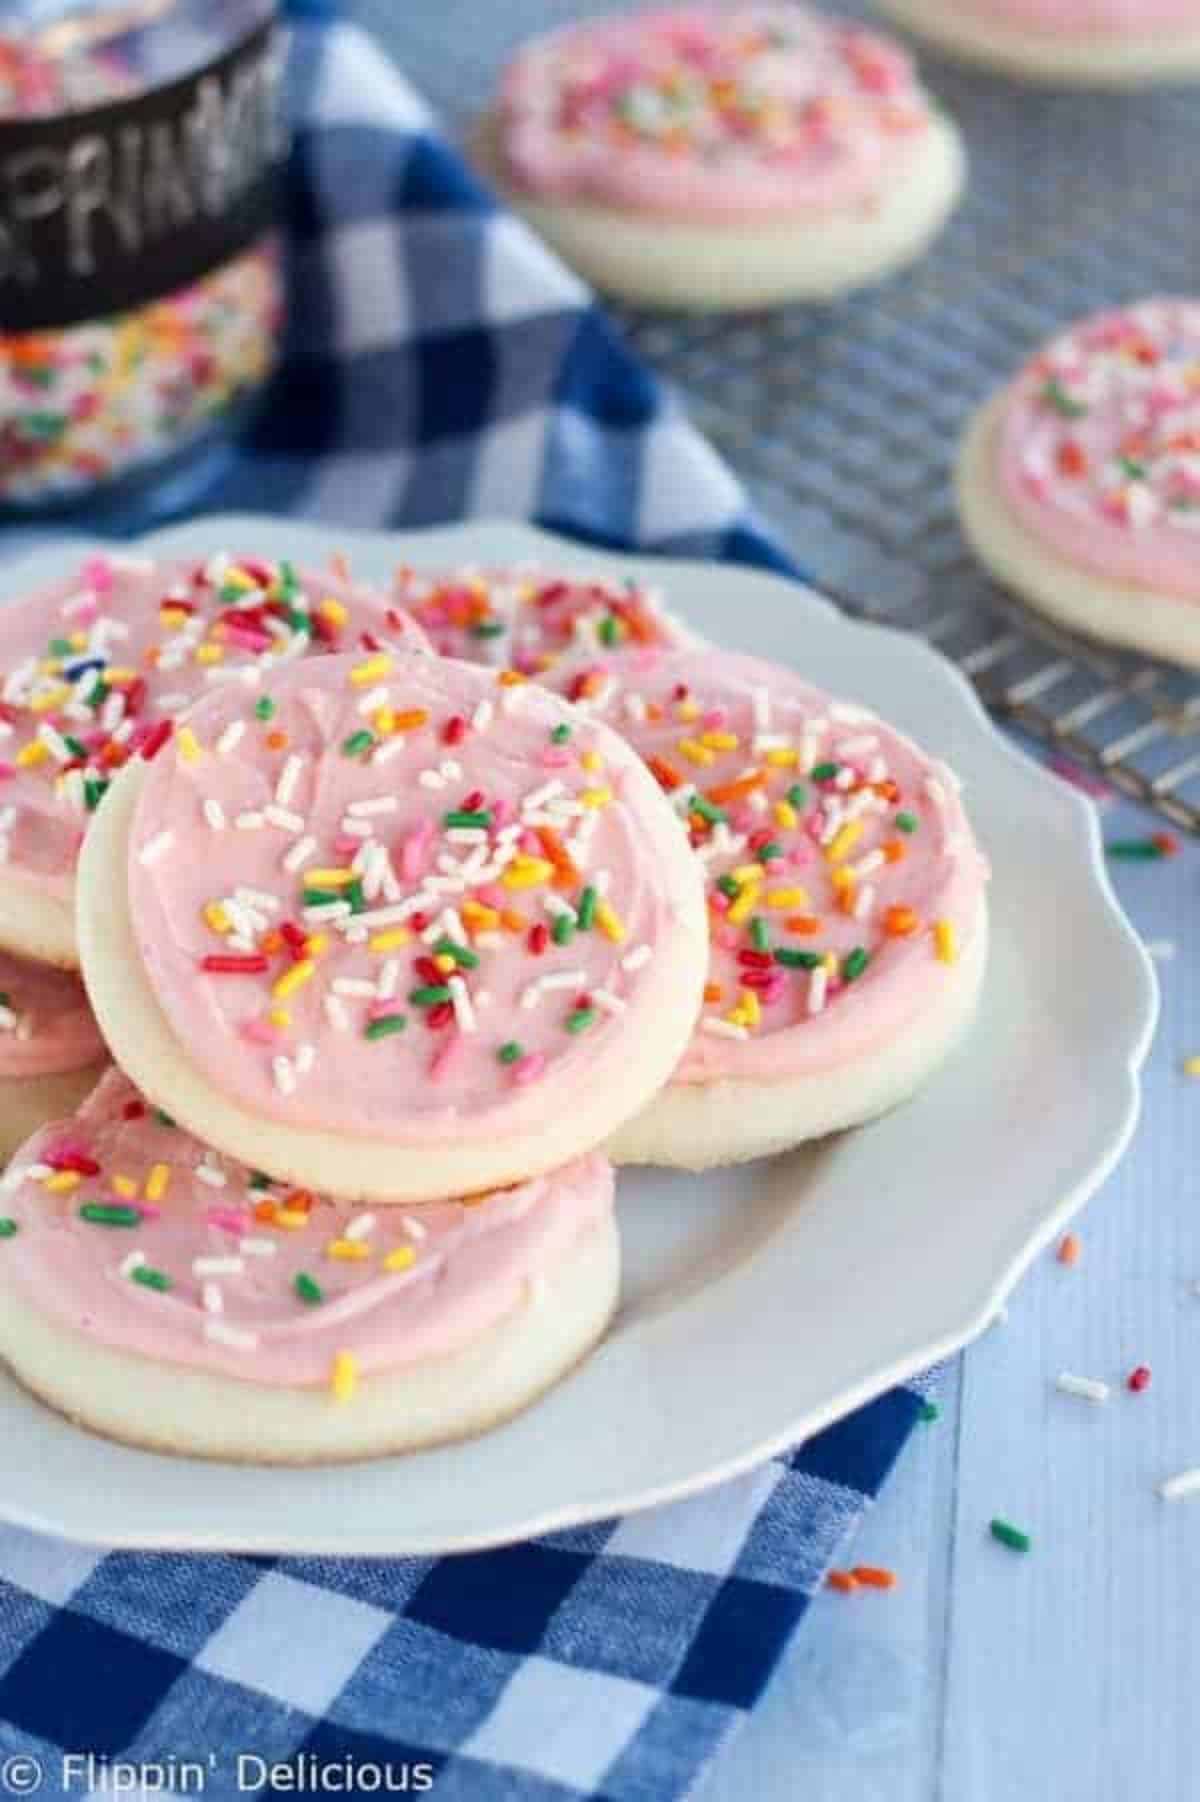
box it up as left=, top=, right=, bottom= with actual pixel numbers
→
left=0, top=13, right=930, bottom=1799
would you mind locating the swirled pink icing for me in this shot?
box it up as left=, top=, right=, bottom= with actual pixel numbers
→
left=540, top=649, right=987, bottom=1084
left=498, top=5, right=937, bottom=223
left=394, top=564, right=694, bottom=673
left=0, top=949, right=103, bottom=1078
left=126, top=651, right=703, bottom=1139
left=996, top=300, right=1200, bottom=601
left=0, top=1071, right=612, bottom=1386
left=0, top=553, right=429, bottom=908
left=955, top=0, right=1194, bottom=37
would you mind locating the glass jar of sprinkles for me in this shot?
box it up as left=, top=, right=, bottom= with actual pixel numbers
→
left=0, top=0, right=284, bottom=517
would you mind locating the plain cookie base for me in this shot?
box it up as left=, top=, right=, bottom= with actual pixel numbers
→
left=0, top=876, right=78, bottom=970
left=77, top=758, right=706, bottom=1204
left=958, top=397, right=1200, bottom=669
left=477, top=115, right=965, bottom=311
left=0, top=1214, right=619, bottom=1465
left=0, top=1060, right=107, bottom=1165
left=875, top=0, right=1200, bottom=84
left=608, top=905, right=988, bottom=1170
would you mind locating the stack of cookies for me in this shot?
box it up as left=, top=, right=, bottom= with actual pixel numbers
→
left=0, top=551, right=987, bottom=1463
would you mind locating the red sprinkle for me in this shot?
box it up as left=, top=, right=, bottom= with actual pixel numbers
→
left=47, top=1151, right=100, bottom=1176
left=1128, top=1365, right=1152, bottom=1393
left=528, top=923, right=549, bottom=956
left=121, top=1100, right=145, bottom=1121
left=138, top=719, right=173, bottom=761
left=201, top=953, right=269, bottom=974
left=427, top=1001, right=454, bottom=1030
left=1151, top=832, right=1180, bottom=858
left=443, top=715, right=468, bottom=746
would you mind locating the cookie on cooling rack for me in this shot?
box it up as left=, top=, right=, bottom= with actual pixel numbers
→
left=875, top=0, right=1200, bottom=86
left=479, top=4, right=965, bottom=311
left=958, top=299, right=1200, bottom=668
left=0, top=1071, right=618, bottom=1463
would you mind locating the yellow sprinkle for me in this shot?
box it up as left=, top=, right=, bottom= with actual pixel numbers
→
left=595, top=901, right=627, bottom=943
left=222, top=566, right=255, bottom=592
left=144, top=1163, right=170, bottom=1203
left=501, top=857, right=555, bottom=890
left=15, top=741, right=47, bottom=773
left=675, top=698, right=701, bottom=722
left=349, top=654, right=392, bottom=687
left=273, top=959, right=315, bottom=1001
left=327, top=1239, right=370, bottom=1262
left=830, top=866, right=855, bottom=896
left=433, top=953, right=457, bottom=975
left=195, top=643, right=224, bottom=665
left=274, top=1209, right=309, bottom=1230
left=773, top=802, right=798, bottom=831
left=579, top=748, right=604, bottom=772
left=702, top=730, right=739, bottom=751
left=372, top=707, right=395, bottom=736
left=203, top=901, right=231, bottom=935
left=460, top=902, right=499, bottom=932
left=824, top=951, right=839, bottom=975
left=497, top=669, right=526, bottom=687
left=306, top=934, right=329, bottom=958
left=727, top=889, right=759, bottom=926
left=369, top=927, right=412, bottom=952
left=68, top=630, right=86, bottom=651
left=105, top=667, right=136, bottom=685
left=934, top=919, right=957, bottom=964
left=29, top=686, right=69, bottom=714
left=580, top=787, right=613, bottom=810
left=766, top=887, right=808, bottom=909
left=318, top=597, right=348, bottom=626
left=1184, top=1056, right=1200, bottom=1078
left=176, top=726, right=203, bottom=764
left=112, top=1175, right=137, bottom=1200
left=383, top=1246, right=416, bottom=1273
left=739, top=988, right=761, bottom=1027
left=43, top=1169, right=80, bottom=1193
left=268, top=1008, right=292, bottom=1028
left=678, top=738, right=715, bottom=766
left=159, top=605, right=189, bottom=629
left=827, top=821, right=864, bottom=864
left=303, top=868, right=356, bottom=888
left=765, top=748, right=799, bottom=767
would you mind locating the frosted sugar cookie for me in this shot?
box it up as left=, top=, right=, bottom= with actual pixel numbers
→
left=77, top=653, right=708, bottom=1202
left=0, top=1072, right=618, bottom=1463
left=959, top=300, right=1200, bottom=667
left=551, top=649, right=988, bottom=1168
left=0, top=950, right=107, bottom=1161
left=0, top=551, right=429, bottom=968
left=395, top=563, right=696, bottom=674
left=482, top=4, right=965, bottom=311
left=875, top=0, right=1200, bottom=86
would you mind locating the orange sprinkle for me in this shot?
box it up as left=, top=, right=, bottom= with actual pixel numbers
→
left=707, top=771, right=766, bottom=807
left=253, top=1200, right=278, bottom=1225
left=826, top=1571, right=859, bottom=1594
left=500, top=908, right=528, bottom=933
left=882, top=839, right=906, bottom=864
left=1057, top=1232, right=1081, bottom=1267
left=497, top=669, right=526, bottom=687
left=704, top=982, right=723, bottom=1004
left=265, top=730, right=288, bottom=751
left=852, top=1566, right=898, bottom=1591
left=391, top=708, right=429, bottom=732
left=536, top=826, right=581, bottom=891
left=648, top=754, right=683, bottom=792
left=786, top=914, right=821, bottom=935
left=884, top=905, right=920, bottom=937
left=260, top=929, right=284, bottom=955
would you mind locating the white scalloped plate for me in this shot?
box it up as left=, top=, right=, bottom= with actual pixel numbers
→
left=0, top=516, right=1157, bottom=1555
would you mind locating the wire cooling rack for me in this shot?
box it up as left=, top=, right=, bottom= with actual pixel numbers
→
left=362, top=0, right=1200, bottom=827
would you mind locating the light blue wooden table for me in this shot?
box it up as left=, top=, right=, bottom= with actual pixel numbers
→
left=344, top=5, right=1199, bottom=1794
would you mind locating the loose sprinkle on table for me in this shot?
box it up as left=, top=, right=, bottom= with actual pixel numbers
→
left=990, top=1519, right=1031, bottom=1553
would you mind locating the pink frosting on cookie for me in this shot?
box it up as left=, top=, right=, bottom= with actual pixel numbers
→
left=956, top=0, right=1193, bottom=37
left=0, top=949, right=103, bottom=1078
left=996, top=300, right=1200, bottom=601
left=498, top=5, right=937, bottom=223
left=125, top=651, right=702, bottom=1140
left=0, top=1071, right=612, bottom=1386
left=0, top=553, right=429, bottom=907
left=394, top=564, right=692, bottom=673
left=542, top=649, right=987, bottom=1084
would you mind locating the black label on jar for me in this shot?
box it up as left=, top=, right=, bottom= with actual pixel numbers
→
left=0, top=20, right=284, bottom=333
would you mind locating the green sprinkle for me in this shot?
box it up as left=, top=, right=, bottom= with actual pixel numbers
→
left=365, top=1013, right=408, bottom=1041
left=786, top=784, right=807, bottom=810
left=1106, top=838, right=1166, bottom=861
left=919, top=1400, right=940, bottom=1423
left=284, top=607, right=312, bottom=635
left=811, top=761, right=840, bottom=782
left=749, top=917, right=771, bottom=952
left=598, top=615, right=620, bottom=647
left=498, top=1040, right=523, bottom=1065
left=1117, top=455, right=1147, bottom=481
left=277, top=561, right=299, bottom=601
left=775, top=948, right=822, bottom=970
left=48, top=637, right=74, bottom=657
left=717, top=874, right=740, bottom=900
left=254, top=696, right=276, bottom=722
left=155, top=1108, right=176, bottom=1128
left=843, top=947, right=870, bottom=982
left=62, top=734, right=87, bottom=759
left=895, top=811, right=919, bottom=834
left=551, top=724, right=572, bottom=745
left=470, top=620, right=507, bottom=639
left=342, top=729, right=375, bottom=758
left=443, top=809, right=493, bottom=830
left=0, top=1218, right=17, bottom=1239
left=302, top=887, right=342, bottom=907
left=21, top=411, right=67, bottom=441
left=756, top=841, right=783, bottom=863
left=434, top=937, right=479, bottom=969
left=87, top=680, right=110, bottom=710
left=552, top=913, right=575, bottom=946
left=249, top=1171, right=272, bottom=1190
left=990, top=1518, right=1031, bottom=1554
left=409, top=985, right=452, bottom=1007
left=83, top=776, right=109, bottom=812
left=346, top=878, right=366, bottom=914
left=295, top=1273, right=324, bottom=1305
left=80, top=1203, right=140, bottom=1227
left=566, top=1006, right=597, bottom=1035
left=132, top=1265, right=172, bottom=1293
left=689, top=795, right=727, bottom=826
left=218, top=582, right=247, bottom=605
left=577, top=886, right=598, bottom=930
left=1041, top=378, right=1086, bottom=419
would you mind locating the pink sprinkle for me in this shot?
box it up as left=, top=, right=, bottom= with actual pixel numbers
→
left=80, top=555, right=114, bottom=595
left=400, top=819, right=434, bottom=882
left=541, top=748, right=572, bottom=769
left=702, top=708, right=728, bottom=730
left=0, top=763, right=15, bottom=782
left=492, top=796, right=515, bottom=828
left=519, top=828, right=541, bottom=854
left=239, top=1019, right=278, bottom=1045
left=476, top=883, right=505, bottom=909
left=333, top=835, right=359, bottom=859
left=710, top=893, right=730, bottom=915
left=1047, top=754, right=1112, bottom=801
left=714, top=925, right=740, bottom=951
left=137, top=1204, right=162, bottom=1222
left=513, top=1052, right=548, bottom=1086
left=222, top=624, right=272, bottom=653
left=208, top=1208, right=250, bottom=1235
left=429, top=1031, right=465, bottom=1083
left=368, top=1001, right=405, bottom=1023
left=44, top=1136, right=91, bottom=1165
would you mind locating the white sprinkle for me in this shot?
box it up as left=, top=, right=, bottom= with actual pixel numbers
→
left=372, top=736, right=408, bottom=768
left=808, top=965, right=829, bottom=1015
left=1145, top=939, right=1176, bottom=962
left=524, top=779, right=565, bottom=813
left=194, top=1163, right=227, bottom=1188
left=830, top=702, right=872, bottom=725
left=138, top=829, right=173, bottom=866
left=377, top=959, right=400, bottom=1002
left=925, top=777, right=947, bottom=809
left=1055, top=1372, right=1110, bottom=1405
left=402, top=1214, right=428, bottom=1241
left=38, top=722, right=72, bottom=763
left=853, top=884, right=876, bottom=922
left=703, top=1017, right=749, bottom=1041
left=1160, top=1467, right=1200, bottom=1502
left=235, top=886, right=280, bottom=913
left=264, top=804, right=305, bottom=833
left=752, top=686, right=770, bottom=731
left=837, top=734, right=879, bottom=758
left=622, top=944, right=652, bottom=973
left=333, top=977, right=378, bottom=998
left=274, top=755, right=305, bottom=808
left=202, top=1282, right=223, bottom=1316
left=527, top=1274, right=548, bottom=1308
left=235, top=811, right=265, bottom=830
left=217, top=721, right=246, bottom=756
left=449, top=974, right=477, bottom=1033
left=349, top=796, right=398, bottom=817
left=239, top=1237, right=276, bottom=1258
left=324, top=994, right=350, bottom=1032
left=304, top=901, right=352, bottom=924
left=540, top=968, right=588, bottom=992
left=193, top=1256, right=245, bottom=1278
left=418, top=768, right=444, bottom=790
left=283, top=834, right=316, bottom=873
left=203, top=798, right=227, bottom=832
left=295, top=1042, right=316, bottom=1076
left=119, top=1250, right=146, bottom=1279
left=273, top=1055, right=296, bottom=1096
left=204, top=1319, right=259, bottom=1352
left=345, top=1212, right=376, bottom=1242
left=472, top=699, right=494, bottom=732
left=356, top=684, right=390, bottom=715
left=590, top=987, right=626, bottom=1015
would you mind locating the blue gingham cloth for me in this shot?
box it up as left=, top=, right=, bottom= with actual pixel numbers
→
left=0, top=12, right=929, bottom=1799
